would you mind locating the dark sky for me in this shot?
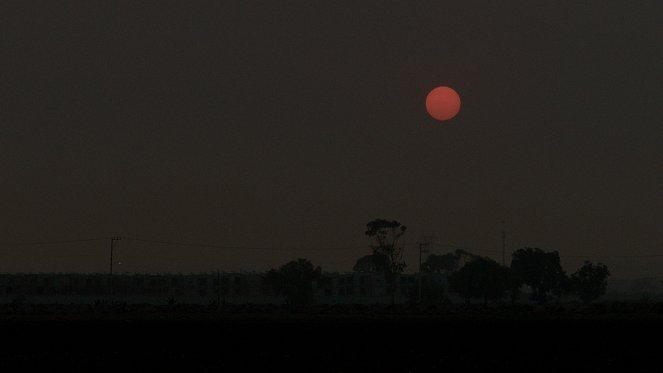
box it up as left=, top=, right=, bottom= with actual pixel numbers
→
left=1, top=1, right=661, bottom=277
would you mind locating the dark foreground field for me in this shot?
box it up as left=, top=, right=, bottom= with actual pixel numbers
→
left=1, top=304, right=661, bottom=372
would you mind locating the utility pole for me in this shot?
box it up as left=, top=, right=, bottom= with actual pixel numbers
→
left=501, top=222, right=506, bottom=266
left=418, top=242, right=427, bottom=303
left=109, top=236, right=121, bottom=297
left=216, top=269, right=221, bottom=310
left=416, top=232, right=435, bottom=303
left=417, top=232, right=434, bottom=304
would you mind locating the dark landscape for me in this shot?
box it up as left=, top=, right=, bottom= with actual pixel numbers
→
left=1, top=303, right=662, bottom=372
left=2, top=1, right=662, bottom=371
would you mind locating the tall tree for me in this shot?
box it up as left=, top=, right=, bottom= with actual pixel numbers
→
left=510, top=247, right=568, bottom=303
left=570, top=261, right=610, bottom=303
left=364, top=219, right=407, bottom=303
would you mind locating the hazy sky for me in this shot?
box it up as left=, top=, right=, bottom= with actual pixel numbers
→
left=1, top=1, right=661, bottom=277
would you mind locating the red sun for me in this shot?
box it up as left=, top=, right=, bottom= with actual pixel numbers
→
left=425, top=86, right=461, bottom=121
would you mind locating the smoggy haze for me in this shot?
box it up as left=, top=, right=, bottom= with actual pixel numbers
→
left=0, top=1, right=661, bottom=277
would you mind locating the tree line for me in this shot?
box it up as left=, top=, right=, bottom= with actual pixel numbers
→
left=265, top=219, right=610, bottom=305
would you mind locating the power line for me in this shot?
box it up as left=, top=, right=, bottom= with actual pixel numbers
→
left=0, top=237, right=109, bottom=246
left=0, top=236, right=660, bottom=259
left=425, top=242, right=663, bottom=259
left=123, top=237, right=370, bottom=251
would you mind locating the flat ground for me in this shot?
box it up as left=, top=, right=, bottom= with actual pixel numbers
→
left=1, top=304, right=661, bottom=371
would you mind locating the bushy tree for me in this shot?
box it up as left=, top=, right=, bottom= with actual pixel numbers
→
left=510, top=247, right=568, bottom=303
left=418, top=249, right=478, bottom=305
left=264, top=258, right=322, bottom=305
left=448, top=257, right=511, bottom=304
left=353, top=253, right=389, bottom=273
left=422, top=249, right=477, bottom=274
left=364, top=219, right=407, bottom=303
left=570, top=261, right=610, bottom=303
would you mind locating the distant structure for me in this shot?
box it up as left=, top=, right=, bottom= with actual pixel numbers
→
left=417, top=231, right=436, bottom=269
left=0, top=272, right=445, bottom=305
left=417, top=231, right=436, bottom=302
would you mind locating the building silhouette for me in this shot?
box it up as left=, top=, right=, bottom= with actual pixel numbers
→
left=0, top=272, right=445, bottom=305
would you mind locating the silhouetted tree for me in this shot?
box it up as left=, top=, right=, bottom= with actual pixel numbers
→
left=448, top=257, right=511, bottom=304
left=264, top=258, right=322, bottom=305
left=353, top=253, right=389, bottom=273
left=364, top=219, right=407, bottom=303
left=418, top=250, right=477, bottom=304
left=422, top=249, right=477, bottom=274
left=570, top=261, right=610, bottom=303
left=510, top=248, right=568, bottom=303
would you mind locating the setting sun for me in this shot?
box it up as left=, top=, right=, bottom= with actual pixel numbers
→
left=425, top=86, right=461, bottom=121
